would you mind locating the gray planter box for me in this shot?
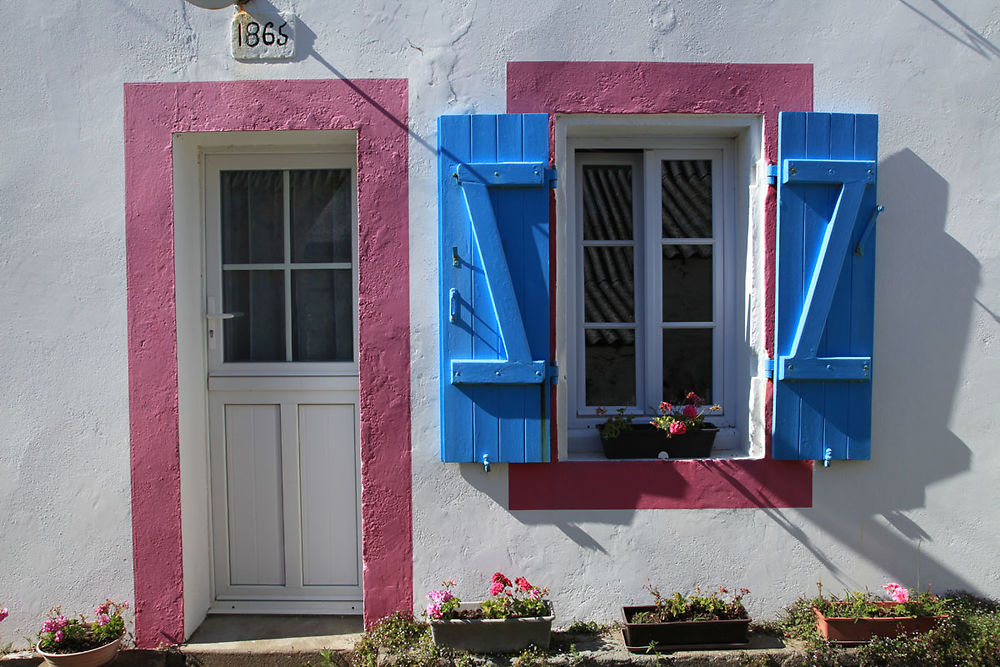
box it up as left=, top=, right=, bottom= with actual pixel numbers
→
left=429, top=602, right=554, bottom=653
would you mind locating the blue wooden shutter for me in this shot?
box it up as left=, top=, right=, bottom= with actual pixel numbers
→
left=438, top=114, right=553, bottom=464
left=773, top=112, right=878, bottom=462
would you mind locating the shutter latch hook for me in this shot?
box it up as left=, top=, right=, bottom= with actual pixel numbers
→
left=823, top=448, right=833, bottom=468
left=482, top=453, right=491, bottom=473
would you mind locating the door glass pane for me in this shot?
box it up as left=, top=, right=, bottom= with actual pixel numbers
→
left=582, top=164, right=634, bottom=241
left=585, top=328, right=636, bottom=406
left=290, top=169, right=352, bottom=263
left=221, top=171, right=284, bottom=264
left=662, top=245, right=713, bottom=322
left=292, top=269, right=353, bottom=362
left=661, top=160, right=712, bottom=239
left=583, top=246, right=634, bottom=322
left=662, top=328, right=712, bottom=403
left=223, top=270, right=285, bottom=362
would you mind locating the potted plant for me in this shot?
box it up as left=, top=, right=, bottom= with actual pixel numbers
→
left=597, top=392, right=721, bottom=459
left=426, top=573, right=554, bottom=652
left=812, top=582, right=948, bottom=643
left=35, top=600, right=129, bottom=667
left=622, top=585, right=751, bottom=651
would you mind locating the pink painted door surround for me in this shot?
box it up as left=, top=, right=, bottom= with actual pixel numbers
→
left=124, top=79, right=412, bottom=646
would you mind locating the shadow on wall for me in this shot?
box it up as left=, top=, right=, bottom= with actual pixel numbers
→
left=290, top=17, right=983, bottom=597
left=898, top=0, right=1000, bottom=59
left=295, top=19, right=439, bottom=155
left=789, top=148, right=980, bottom=594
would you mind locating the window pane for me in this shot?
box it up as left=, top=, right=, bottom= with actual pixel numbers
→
left=292, top=269, right=353, bottom=362
left=223, top=270, right=285, bottom=362
left=290, top=169, right=352, bottom=263
left=582, top=164, right=634, bottom=241
left=662, top=328, right=712, bottom=403
left=661, top=160, right=712, bottom=239
left=662, top=245, right=713, bottom=322
left=583, top=246, right=635, bottom=323
left=221, top=171, right=284, bottom=264
left=585, top=328, right=636, bottom=406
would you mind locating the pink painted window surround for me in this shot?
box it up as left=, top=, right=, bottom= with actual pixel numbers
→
left=505, top=62, right=814, bottom=511
left=124, top=79, right=411, bottom=646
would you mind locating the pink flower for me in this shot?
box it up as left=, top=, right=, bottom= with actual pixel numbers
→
left=659, top=401, right=672, bottom=413
left=686, top=392, right=702, bottom=405
left=884, top=582, right=909, bottom=603
left=515, top=577, right=532, bottom=592
left=426, top=602, right=442, bottom=619
left=96, top=602, right=109, bottom=615
left=489, top=582, right=505, bottom=596
left=669, top=421, right=687, bottom=436
left=0, top=608, right=7, bottom=622
left=595, top=407, right=607, bottom=416
left=682, top=404, right=698, bottom=419
left=491, top=572, right=511, bottom=587
left=529, top=589, right=542, bottom=601
left=427, top=590, right=453, bottom=604
left=54, top=631, right=65, bottom=643
left=96, top=614, right=111, bottom=626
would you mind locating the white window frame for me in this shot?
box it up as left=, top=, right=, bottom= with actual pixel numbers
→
left=203, top=151, right=359, bottom=377
left=556, top=115, right=764, bottom=460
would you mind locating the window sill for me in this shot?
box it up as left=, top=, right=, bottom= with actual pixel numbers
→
left=507, top=456, right=812, bottom=510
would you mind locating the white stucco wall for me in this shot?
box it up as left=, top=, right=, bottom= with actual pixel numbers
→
left=0, top=0, right=997, bottom=643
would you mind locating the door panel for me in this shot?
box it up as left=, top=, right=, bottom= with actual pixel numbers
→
left=298, top=403, right=360, bottom=587
left=224, top=404, right=285, bottom=587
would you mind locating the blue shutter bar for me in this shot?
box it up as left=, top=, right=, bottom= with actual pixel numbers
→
left=773, top=112, right=878, bottom=461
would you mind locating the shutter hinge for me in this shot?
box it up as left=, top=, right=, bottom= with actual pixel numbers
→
left=546, top=363, right=559, bottom=385
left=547, top=167, right=558, bottom=189
left=766, top=163, right=778, bottom=186
left=763, top=358, right=775, bottom=379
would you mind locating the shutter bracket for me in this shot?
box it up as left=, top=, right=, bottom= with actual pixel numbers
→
left=482, top=453, right=491, bottom=473
left=854, top=205, right=884, bottom=256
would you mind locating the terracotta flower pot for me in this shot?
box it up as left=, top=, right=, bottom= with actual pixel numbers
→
left=36, top=636, right=122, bottom=667
left=813, top=601, right=947, bottom=643
left=621, top=605, right=750, bottom=651
left=599, top=423, right=718, bottom=459
left=429, top=602, right=554, bottom=653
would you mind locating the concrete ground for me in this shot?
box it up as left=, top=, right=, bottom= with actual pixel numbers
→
left=1, top=619, right=850, bottom=666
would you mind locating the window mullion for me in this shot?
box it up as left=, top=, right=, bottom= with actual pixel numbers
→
left=643, top=150, right=662, bottom=412
left=283, top=170, right=293, bottom=362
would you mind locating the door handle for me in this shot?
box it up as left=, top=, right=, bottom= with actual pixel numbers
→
left=206, top=297, right=239, bottom=352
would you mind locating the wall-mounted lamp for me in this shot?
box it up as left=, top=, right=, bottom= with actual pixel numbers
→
left=185, top=0, right=235, bottom=8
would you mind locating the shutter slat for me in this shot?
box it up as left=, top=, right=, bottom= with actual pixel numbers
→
left=439, top=115, right=476, bottom=464
left=439, top=113, right=552, bottom=464
left=773, top=112, right=878, bottom=462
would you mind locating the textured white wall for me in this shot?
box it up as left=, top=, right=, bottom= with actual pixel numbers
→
left=0, top=0, right=997, bottom=643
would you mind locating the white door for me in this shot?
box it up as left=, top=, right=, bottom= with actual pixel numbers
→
left=204, top=152, right=362, bottom=614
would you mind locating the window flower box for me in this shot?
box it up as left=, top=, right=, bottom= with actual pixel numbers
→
left=813, top=601, right=947, bottom=644
left=429, top=602, right=554, bottom=653
left=622, top=605, right=749, bottom=650
left=599, top=423, right=718, bottom=459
